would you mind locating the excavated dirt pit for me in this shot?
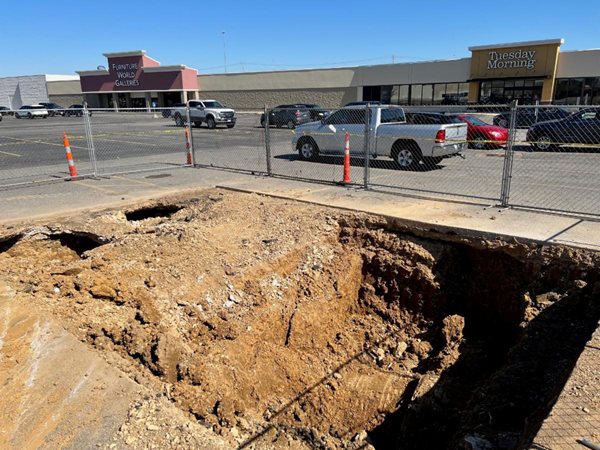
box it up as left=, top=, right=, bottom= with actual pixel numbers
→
left=0, top=189, right=599, bottom=449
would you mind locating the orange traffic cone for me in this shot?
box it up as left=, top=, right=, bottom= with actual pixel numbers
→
left=184, top=127, right=193, bottom=165
left=342, top=131, right=351, bottom=184
left=63, top=132, right=78, bottom=178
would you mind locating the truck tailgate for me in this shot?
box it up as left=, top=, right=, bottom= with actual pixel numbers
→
left=442, top=123, right=467, bottom=142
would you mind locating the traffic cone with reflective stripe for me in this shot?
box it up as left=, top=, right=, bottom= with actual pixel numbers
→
left=342, top=131, right=351, bottom=184
left=63, top=132, right=78, bottom=178
left=184, top=127, right=193, bottom=165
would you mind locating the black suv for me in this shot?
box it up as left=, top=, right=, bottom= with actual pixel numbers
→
left=526, top=108, right=600, bottom=150
left=64, top=104, right=92, bottom=117
left=261, top=104, right=329, bottom=129
left=493, top=107, right=571, bottom=128
left=344, top=101, right=381, bottom=107
left=39, top=102, right=65, bottom=117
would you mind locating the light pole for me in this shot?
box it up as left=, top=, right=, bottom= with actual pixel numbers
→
left=221, top=31, right=227, bottom=73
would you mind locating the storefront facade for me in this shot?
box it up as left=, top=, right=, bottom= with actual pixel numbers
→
left=24, top=39, right=600, bottom=110
left=77, top=51, right=198, bottom=109
left=468, top=39, right=562, bottom=104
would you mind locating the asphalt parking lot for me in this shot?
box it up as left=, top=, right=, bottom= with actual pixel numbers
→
left=0, top=111, right=599, bottom=216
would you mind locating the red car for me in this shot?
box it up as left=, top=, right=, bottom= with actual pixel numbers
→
left=453, top=114, right=508, bottom=149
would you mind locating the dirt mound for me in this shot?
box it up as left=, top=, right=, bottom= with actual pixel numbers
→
left=1, top=189, right=598, bottom=449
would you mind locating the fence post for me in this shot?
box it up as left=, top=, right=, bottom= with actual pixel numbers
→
left=363, top=103, right=370, bottom=189
left=264, top=105, right=272, bottom=176
left=185, top=104, right=196, bottom=166
left=500, top=99, right=518, bottom=207
left=83, top=103, right=98, bottom=176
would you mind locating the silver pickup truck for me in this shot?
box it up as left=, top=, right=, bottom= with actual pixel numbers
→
left=292, top=105, right=467, bottom=168
left=172, top=100, right=236, bottom=129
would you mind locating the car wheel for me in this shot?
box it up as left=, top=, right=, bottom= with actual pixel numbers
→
left=533, top=135, right=557, bottom=151
left=174, top=113, right=184, bottom=127
left=43, top=115, right=48, bottom=119
left=297, top=138, right=319, bottom=161
left=260, top=115, right=265, bottom=128
left=206, top=116, right=216, bottom=129
left=392, top=143, right=422, bottom=169
left=287, top=120, right=295, bottom=129
left=28, top=113, right=33, bottom=119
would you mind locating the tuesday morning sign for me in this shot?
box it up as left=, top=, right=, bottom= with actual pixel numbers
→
left=469, top=41, right=561, bottom=80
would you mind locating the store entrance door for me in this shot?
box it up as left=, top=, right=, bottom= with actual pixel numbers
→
left=480, top=79, right=544, bottom=104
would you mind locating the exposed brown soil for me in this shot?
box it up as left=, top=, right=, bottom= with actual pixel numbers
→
left=0, top=189, right=598, bottom=449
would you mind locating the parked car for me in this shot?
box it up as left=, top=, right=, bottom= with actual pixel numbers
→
left=260, top=104, right=330, bottom=129
left=39, top=102, right=65, bottom=117
left=448, top=113, right=508, bottom=149
left=15, top=105, right=49, bottom=119
left=493, top=107, right=571, bottom=128
left=292, top=105, right=467, bottom=169
left=526, top=108, right=600, bottom=151
left=172, top=100, right=236, bottom=129
left=162, top=102, right=185, bottom=118
left=64, top=104, right=92, bottom=117
left=0, top=106, right=13, bottom=116
left=344, top=101, right=381, bottom=107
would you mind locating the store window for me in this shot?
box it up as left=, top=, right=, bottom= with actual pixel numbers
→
left=399, top=85, right=410, bottom=104
left=555, top=77, right=600, bottom=104
left=363, top=86, right=381, bottom=102
left=363, top=82, right=470, bottom=105
left=421, top=84, right=432, bottom=105
left=479, top=79, right=544, bottom=104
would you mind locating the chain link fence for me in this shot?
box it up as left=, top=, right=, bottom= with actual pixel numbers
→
left=505, top=104, right=600, bottom=216
left=1, top=101, right=599, bottom=218
left=185, top=109, right=267, bottom=175
left=0, top=107, right=92, bottom=187
left=261, top=102, right=600, bottom=217
left=87, top=107, right=191, bottom=176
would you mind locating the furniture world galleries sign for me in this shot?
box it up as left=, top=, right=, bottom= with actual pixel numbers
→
left=77, top=51, right=199, bottom=94
left=113, top=62, right=140, bottom=87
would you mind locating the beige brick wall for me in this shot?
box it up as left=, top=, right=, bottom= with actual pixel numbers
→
left=197, top=88, right=357, bottom=110
left=49, top=94, right=84, bottom=107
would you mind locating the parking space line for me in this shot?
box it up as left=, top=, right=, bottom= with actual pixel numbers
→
left=93, top=137, right=159, bottom=147
left=0, top=135, right=88, bottom=150
left=0, top=149, right=22, bottom=157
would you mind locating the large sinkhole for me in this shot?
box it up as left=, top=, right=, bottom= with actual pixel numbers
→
left=124, top=204, right=183, bottom=221
left=337, top=225, right=600, bottom=450
left=5, top=206, right=597, bottom=450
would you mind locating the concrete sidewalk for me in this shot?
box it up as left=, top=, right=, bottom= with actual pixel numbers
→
left=1, top=166, right=598, bottom=251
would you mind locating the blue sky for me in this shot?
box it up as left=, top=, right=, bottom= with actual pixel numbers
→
left=1, top=0, right=599, bottom=76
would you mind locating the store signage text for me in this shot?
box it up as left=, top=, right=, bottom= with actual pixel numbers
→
left=112, top=63, right=140, bottom=87
left=487, top=50, right=536, bottom=70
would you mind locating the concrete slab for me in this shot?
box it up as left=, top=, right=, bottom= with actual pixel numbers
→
left=1, top=167, right=599, bottom=251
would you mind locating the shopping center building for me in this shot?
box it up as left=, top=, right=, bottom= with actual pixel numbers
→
left=2, top=38, right=600, bottom=109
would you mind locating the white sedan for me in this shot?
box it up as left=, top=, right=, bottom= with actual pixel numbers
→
left=15, top=105, right=49, bottom=119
